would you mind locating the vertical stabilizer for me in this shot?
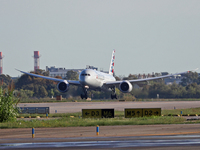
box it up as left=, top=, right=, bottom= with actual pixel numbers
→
left=109, top=49, right=115, bottom=76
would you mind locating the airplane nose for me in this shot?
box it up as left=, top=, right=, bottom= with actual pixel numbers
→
left=84, top=77, right=90, bottom=83
left=80, top=76, right=90, bottom=85
left=79, top=70, right=93, bottom=85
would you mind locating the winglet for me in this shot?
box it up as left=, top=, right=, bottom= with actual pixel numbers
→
left=109, top=49, right=115, bottom=76
left=193, top=68, right=198, bottom=71
left=188, top=68, right=198, bottom=73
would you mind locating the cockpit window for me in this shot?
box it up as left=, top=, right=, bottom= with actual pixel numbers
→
left=81, top=74, right=90, bottom=76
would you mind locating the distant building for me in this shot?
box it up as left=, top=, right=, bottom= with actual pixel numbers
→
left=86, top=65, right=98, bottom=70
left=160, top=72, right=183, bottom=85
left=86, top=65, right=109, bottom=74
left=137, top=73, right=153, bottom=79
left=164, top=75, right=182, bottom=85
left=46, top=65, right=103, bottom=79
left=46, top=66, right=83, bottom=78
left=161, top=72, right=169, bottom=76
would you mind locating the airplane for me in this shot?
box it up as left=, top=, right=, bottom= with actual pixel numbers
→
left=16, top=50, right=198, bottom=99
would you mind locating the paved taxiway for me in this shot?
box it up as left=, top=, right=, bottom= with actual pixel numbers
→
left=18, top=101, right=200, bottom=113
left=0, top=124, right=200, bottom=140
left=2, top=124, right=200, bottom=140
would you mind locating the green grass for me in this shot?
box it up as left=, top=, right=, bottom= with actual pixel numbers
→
left=0, top=116, right=186, bottom=129
left=1, top=108, right=200, bottom=129
left=162, top=107, right=200, bottom=116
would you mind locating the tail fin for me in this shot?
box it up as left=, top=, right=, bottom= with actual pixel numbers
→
left=109, top=49, right=115, bottom=76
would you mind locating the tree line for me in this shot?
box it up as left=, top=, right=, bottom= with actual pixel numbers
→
left=127, top=71, right=200, bottom=99
left=1, top=70, right=200, bottom=100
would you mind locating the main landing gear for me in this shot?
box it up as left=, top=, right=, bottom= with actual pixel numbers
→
left=111, top=87, right=117, bottom=99
left=111, top=94, right=117, bottom=99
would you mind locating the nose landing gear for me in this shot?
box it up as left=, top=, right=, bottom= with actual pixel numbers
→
left=81, top=94, right=88, bottom=99
left=81, top=89, right=88, bottom=99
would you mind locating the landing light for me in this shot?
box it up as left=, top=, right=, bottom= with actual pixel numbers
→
left=85, top=85, right=89, bottom=89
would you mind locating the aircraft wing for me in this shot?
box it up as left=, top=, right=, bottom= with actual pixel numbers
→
left=104, top=68, right=198, bottom=86
left=16, top=69, right=81, bottom=86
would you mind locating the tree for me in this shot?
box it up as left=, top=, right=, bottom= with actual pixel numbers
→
left=38, top=86, right=48, bottom=98
left=0, top=84, right=20, bottom=122
left=15, top=70, right=58, bottom=98
left=50, top=89, right=54, bottom=98
left=149, top=82, right=170, bottom=98
left=115, top=76, right=121, bottom=81
left=180, top=72, right=199, bottom=86
left=66, top=70, right=79, bottom=80
left=0, top=74, right=12, bottom=89
left=122, top=74, right=138, bottom=80
left=35, top=69, right=49, bottom=76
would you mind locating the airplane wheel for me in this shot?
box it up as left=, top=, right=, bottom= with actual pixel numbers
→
left=81, top=94, right=84, bottom=99
left=111, top=94, right=117, bottom=99
left=81, top=94, right=88, bottom=99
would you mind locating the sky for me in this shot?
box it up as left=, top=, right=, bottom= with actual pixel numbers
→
left=1, top=0, right=200, bottom=77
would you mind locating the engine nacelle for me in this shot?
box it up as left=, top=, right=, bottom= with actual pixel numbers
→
left=57, top=81, right=70, bottom=93
left=119, top=80, right=133, bottom=93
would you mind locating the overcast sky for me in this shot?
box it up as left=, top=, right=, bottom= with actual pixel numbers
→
left=1, top=0, right=200, bottom=77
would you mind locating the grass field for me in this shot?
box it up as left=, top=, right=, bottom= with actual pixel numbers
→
left=1, top=108, right=200, bottom=129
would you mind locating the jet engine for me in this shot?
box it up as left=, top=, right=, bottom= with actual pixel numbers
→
left=119, top=80, right=133, bottom=93
left=57, top=81, right=70, bottom=93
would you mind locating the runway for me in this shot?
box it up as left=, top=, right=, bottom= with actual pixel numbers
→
left=18, top=101, right=200, bottom=113
left=1, top=135, right=200, bottom=149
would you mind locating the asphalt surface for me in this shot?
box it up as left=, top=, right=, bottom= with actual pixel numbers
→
left=1, top=135, right=200, bottom=149
left=2, top=124, right=200, bottom=140
left=18, top=101, right=200, bottom=113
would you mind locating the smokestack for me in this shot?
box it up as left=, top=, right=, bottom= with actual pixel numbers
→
left=0, top=52, right=4, bottom=75
left=34, top=51, right=40, bottom=72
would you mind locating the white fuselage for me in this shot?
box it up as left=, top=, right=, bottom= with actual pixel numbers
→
left=79, top=69, right=116, bottom=91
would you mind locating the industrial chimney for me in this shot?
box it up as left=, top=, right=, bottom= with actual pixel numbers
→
left=34, top=51, right=40, bottom=72
left=0, top=52, right=4, bottom=75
